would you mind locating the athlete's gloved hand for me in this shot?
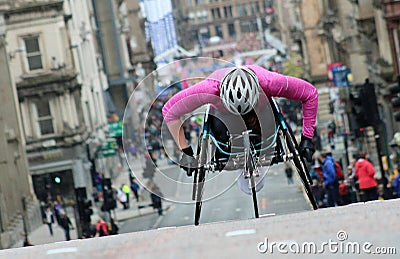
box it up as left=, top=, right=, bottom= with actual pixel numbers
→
left=299, top=135, right=315, bottom=162
left=179, top=146, right=197, bottom=176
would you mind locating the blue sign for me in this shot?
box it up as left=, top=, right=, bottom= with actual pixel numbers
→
left=332, top=66, right=352, bottom=87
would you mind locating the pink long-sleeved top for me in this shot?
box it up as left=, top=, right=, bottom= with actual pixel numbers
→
left=162, top=65, right=318, bottom=139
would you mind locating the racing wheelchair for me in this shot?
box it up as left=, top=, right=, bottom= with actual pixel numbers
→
left=191, top=97, right=318, bottom=226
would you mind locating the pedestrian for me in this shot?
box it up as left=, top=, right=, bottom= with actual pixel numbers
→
left=309, top=163, right=324, bottom=207
left=355, top=151, right=378, bottom=202
left=327, top=120, right=336, bottom=149
left=129, top=143, right=138, bottom=158
left=21, top=232, right=33, bottom=247
left=59, top=210, right=73, bottom=241
left=130, top=177, right=140, bottom=202
left=43, top=206, right=54, bottom=236
left=94, top=172, right=104, bottom=201
left=319, top=151, right=339, bottom=207
left=150, top=184, right=163, bottom=216
left=121, top=183, right=131, bottom=208
left=109, top=217, right=119, bottom=235
left=95, top=219, right=109, bottom=237
left=117, top=187, right=128, bottom=209
left=284, top=163, right=294, bottom=184
left=392, top=171, right=400, bottom=198
left=53, top=201, right=63, bottom=225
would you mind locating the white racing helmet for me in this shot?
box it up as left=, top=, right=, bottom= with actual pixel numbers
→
left=220, top=67, right=260, bottom=115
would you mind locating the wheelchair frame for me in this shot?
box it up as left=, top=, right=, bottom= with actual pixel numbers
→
left=192, top=97, right=318, bottom=226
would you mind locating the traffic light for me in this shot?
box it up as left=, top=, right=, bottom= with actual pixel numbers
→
left=53, top=176, right=61, bottom=184
left=349, top=80, right=379, bottom=128
left=83, top=199, right=93, bottom=223
left=349, top=87, right=368, bottom=128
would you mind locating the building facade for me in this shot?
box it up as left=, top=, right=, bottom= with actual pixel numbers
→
left=91, top=0, right=155, bottom=118
left=0, top=5, right=41, bottom=249
left=3, top=0, right=109, bottom=238
left=171, top=0, right=272, bottom=55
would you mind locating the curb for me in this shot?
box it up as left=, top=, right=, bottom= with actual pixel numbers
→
left=116, top=205, right=172, bottom=222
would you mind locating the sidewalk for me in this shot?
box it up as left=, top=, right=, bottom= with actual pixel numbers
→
left=11, top=207, right=78, bottom=248
left=11, top=157, right=173, bottom=249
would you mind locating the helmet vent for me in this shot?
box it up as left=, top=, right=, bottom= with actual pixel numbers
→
left=229, top=91, right=234, bottom=102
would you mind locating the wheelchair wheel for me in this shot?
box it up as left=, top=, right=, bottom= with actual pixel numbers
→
left=250, top=174, right=260, bottom=218
left=194, top=167, right=206, bottom=226
left=247, top=155, right=259, bottom=218
left=287, top=126, right=313, bottom=185
left=193, top=133, right=214, bottom=225
left=282, top=128, right=318, bottom=210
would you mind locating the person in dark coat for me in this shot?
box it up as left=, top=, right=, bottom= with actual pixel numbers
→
left=59, top=210, right=73, bottom=241
left=284, top=163, right=294, bottom=185
left=150, top=184, right=163, bottom=216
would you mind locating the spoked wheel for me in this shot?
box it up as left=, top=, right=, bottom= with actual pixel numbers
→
left=250, top=174, right=259, bottom=218
left=281, top=129, right=318, bottom=210
left=287, top=127, right=313, bottom=185
left=192, top=133, right=214, bottom=225
left=246, top=150, right=259, bottom=218
left=194, top=167, right=206, bottom=226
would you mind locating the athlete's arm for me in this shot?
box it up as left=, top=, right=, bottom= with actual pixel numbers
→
left=162, top=79, right=220, bottom=150
left=247, top=65, right=318, bottom=139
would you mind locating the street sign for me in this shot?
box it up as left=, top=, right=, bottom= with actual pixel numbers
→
left=99, top=139, right=118, bottom=157
left=332, top=66, right=352, bottom=87
left=108, top=121, right=123, bottom=138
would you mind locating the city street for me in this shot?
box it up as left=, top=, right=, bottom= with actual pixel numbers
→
left=2, top=199, right=398, bottom=258
left=1, top=0, right=400, bottom=254
left=120, top=162, right=311, bottom=233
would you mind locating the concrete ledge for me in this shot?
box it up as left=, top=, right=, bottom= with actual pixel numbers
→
left=2, top=199, right=399, bottom=258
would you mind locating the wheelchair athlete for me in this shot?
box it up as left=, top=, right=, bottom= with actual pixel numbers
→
left=162, top=65, right=318, bottom=180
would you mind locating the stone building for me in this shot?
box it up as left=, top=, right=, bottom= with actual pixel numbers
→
left=171, top=0, right=272, bottom=56
left=0, top=4, right=40, bottom=249
left=91, top=0, right=155, bottom=118
left=2, top=0, right=109, bottom=241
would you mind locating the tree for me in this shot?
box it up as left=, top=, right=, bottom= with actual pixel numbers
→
left=282, top=52, right=304, bottom=78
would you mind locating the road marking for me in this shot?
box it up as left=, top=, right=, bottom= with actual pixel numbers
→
left=183, top=216, right=190, bottom=221
left=260, top=213, right=276, bottom=218
left=225, top=229, right=256, bottom=237
left=152, top=214, right=164, bottom=229
left=260, top=198, right=268, bottom=209
left=235, top=208, right=241, bottom=212
left=47, top=247, right=78, bottom=255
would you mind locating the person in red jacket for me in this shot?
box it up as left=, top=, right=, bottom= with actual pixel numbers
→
left=95, top=219, right=109, bottom=237
left=355, top=151, right=378, bottom=202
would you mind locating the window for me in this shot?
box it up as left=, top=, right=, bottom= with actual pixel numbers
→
left=197, top=10, right=208, bottom=23
left=24, top=36, right=43, bottom=71
left=224, top=6, right=233, bottom=18
left=215, top=25, right=223, bottom=38
left=237, top=4, right=248, bottom=17
left=189, top=11, right=195, bottom=23
left=34, top=100, right=54, bottom=135
left=228, top=23, right=236, bottom=38
left=211, top=7, right=221, bottom=19
left=250, top=2, right=260, bottom=15
left=240, top=20, right=257, bottom=33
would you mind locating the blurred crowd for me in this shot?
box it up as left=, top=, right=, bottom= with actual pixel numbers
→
left=306, top=150, right=399, bottom=208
